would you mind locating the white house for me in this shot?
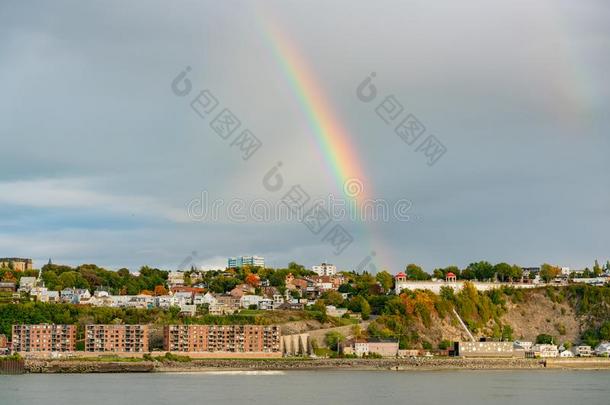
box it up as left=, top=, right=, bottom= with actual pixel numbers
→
left=18, top=277, right=37, bottom=293
left=167, top=271, right=185, bottom=287
left=258, top=298, right=274, bottom=310
left=573, top=345, right=593, bottom=357
left=194, top=291, right=217, bottom=306
left=532, top=344, right=559, bottom=358
left=240, top=295, right=262, bottom=308
left=594, top=342, right=610, bottom=356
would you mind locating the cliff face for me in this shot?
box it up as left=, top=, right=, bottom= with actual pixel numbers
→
left=501, top=290, right=582, bottom=343
left=368, top=285, right=609, bottom=348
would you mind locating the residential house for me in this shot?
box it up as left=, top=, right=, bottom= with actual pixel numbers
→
left=167, top=271, right=185, bottom=287
left=573, top=345, right=593, bottom=357
left=230, top=283, right=255, bottom=298
left=532, top=344, right=559, bottom=358
left=257, top=298, right=274, bottom=311
left=326, top=305, right=347, bottom=318
left=241, top=295, right=262, bottom=309
left=179, top=304, right=197, bottom=317
left=342, top=339, right=399, bottom=357
left=18, top=277, right=37, bottom=293
left=194, top=291, right=217, bottom=306
left=0, top=282, right=16, bottom=292
left=60, top=288, right=91, bottom=304
left=594, top=342, right=610, bottom=356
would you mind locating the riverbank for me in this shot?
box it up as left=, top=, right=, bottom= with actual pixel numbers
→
left=21, top=357, right=610, bottom=373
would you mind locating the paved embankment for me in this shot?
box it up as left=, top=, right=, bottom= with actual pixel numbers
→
left=154, top=358, right=546, bottom=372
left=26, top=360, right=154, bottom=373
left=24, top=357, right=610, bottom=373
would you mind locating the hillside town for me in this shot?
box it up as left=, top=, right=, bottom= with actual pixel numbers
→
left=1, top=256, right=610, bottom=363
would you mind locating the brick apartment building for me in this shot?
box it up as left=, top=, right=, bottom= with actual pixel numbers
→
left=164, top=325, right=281, bottom=353
left=11, top=324, right=76, bottom=353
left=85, top=325, right=149, bottom=353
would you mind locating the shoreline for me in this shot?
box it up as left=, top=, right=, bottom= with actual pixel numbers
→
left=21, top=358, right=610, bottom=374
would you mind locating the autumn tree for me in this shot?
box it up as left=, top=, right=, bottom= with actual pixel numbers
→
left=154, top=285, right=168, bottom=296
left=245, top=273, right=260, bottom=287
left=540, top=264, right=561, bottom=283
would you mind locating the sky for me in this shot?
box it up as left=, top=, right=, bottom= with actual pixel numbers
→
left=0, top=0, right=609, bottom=273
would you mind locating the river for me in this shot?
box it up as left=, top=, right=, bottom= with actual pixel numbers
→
left=1, top=370, right=609, bottom=404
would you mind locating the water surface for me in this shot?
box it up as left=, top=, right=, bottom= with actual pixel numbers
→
left=2, top=370, right=609, bottom=405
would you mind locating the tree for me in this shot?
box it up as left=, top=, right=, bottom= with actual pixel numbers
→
left=540, top=264, right=561, bottom=283
left=321, top=290, right=344, bottom=307
left=405, top=264, right=431, bottom=280
left=348, top=296, right=371, bottom=319
left=494, top=263, right=513, bottom=282
left=375, top=270, right=394, bottom=291
left=599, top=321, right=610, bottom=341
left=154, top=285, right=168, bottom=296
left=593, top=260, right=603, bottom=277
left=245, top=273, right=260, bottom=287
left=467, top=261, right=494, bottom=281
left=325, top=331, right=345, bottom=352
left=536, top=334, right=554, bottom=344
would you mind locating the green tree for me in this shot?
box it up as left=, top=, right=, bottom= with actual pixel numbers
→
left=593, top=260, right=603, bottom=277
left=348, top=296, right=371, bottom=320
left=375, top=270, right=394, bottom=291
left=325, top=331, right=345, bottom=352
left=494, top=263, right=513, bottom=282
left=535, top=333, right=554, bottom=344
left=321, top=290, right=345, bottom=307
left=405, top=264, right=431, bottom=280
left=540, top=264, right=560, bottom=283
left=599, top=321, right=610, bottom=341
left=467, top=261, right=494, bottom=281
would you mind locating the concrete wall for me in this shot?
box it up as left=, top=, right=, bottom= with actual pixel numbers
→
left=396, top=281, right=538, bottom=294
left=457, top=341, right=521, bottom=358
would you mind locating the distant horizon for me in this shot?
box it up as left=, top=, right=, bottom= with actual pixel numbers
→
left=6, top=256, right=609, bottom=274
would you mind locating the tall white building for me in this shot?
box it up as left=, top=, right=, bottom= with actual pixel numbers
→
left=312, top=263, right=337, bottom=276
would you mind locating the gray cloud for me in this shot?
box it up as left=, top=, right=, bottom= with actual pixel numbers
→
left=0, top=0, right=608, bottom=272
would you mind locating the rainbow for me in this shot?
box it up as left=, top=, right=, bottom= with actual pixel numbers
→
left=256, top=15, right=370, bottom=204
left=256, top=11, right=396, bottom=268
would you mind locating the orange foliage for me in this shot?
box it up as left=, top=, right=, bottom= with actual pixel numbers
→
left=154, top=285, right=169, bottom=296
left=245, top=273, right=260, bottom=287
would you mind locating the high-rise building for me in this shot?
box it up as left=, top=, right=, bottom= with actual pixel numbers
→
left=164, top=324, right=280, bottom=353
left=312, top=263, right=337, bottom=276
left=85, top=325, right=149, bottom=353
left=11, top=324, right=76, bottom=353
left=228, top=256, right=265, bottom=269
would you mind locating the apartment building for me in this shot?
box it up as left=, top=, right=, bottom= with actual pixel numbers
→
left=227, top=256, right=265, bottom=269
left=85, top=324, right=149, bottom=353
left=312, top=263, right=337, bottom=276
left=0, top=258, right=33, bottom=272
left=11, top=324, right=76, bottom=353
left=164, top=325, right=281, bottom=353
